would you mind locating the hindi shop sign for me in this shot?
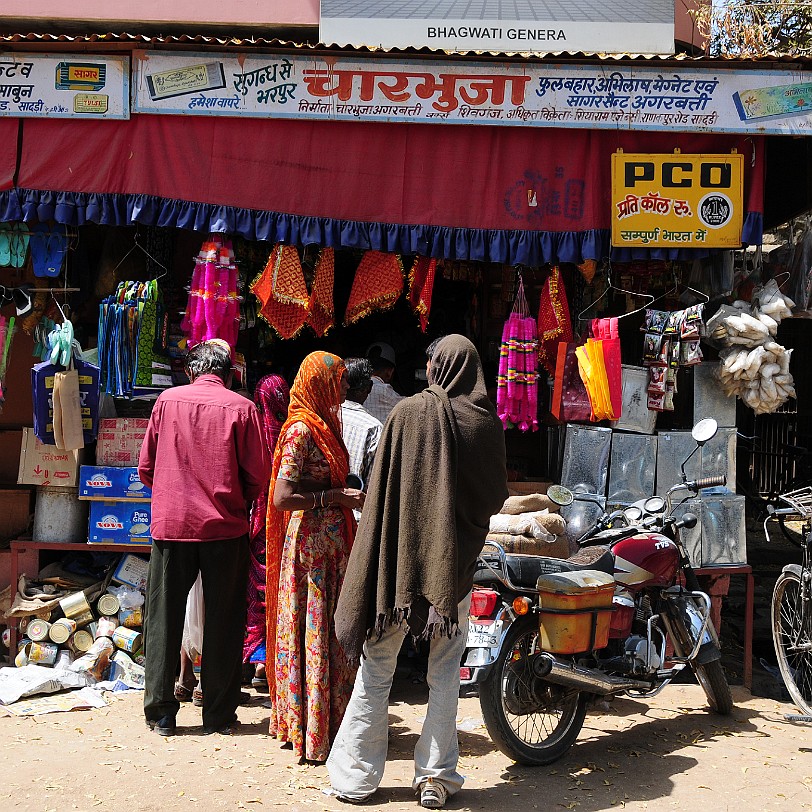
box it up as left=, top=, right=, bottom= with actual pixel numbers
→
left=0, top=54, right=129, bottom=119
left=318, top=0, right=674, bottom=56
left=611, top=153, right=744, bottom=248
left=133, top=52, right=812, bottom=136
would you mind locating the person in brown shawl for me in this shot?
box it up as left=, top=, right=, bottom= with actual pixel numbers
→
left=327, top=334, right=507, bottom=808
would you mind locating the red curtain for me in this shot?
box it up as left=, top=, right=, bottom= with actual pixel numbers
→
left=15, top=115, right=763, bottom=233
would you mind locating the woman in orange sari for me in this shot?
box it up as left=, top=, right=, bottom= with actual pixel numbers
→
left=266, top=352, right=365, bottom=762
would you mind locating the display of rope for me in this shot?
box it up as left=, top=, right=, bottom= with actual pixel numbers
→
left=496, top=275, right=539, bottom=432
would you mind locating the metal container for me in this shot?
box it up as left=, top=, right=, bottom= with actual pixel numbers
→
left=96, top=617, right=118, bottom=638
left=54, top=649, right=74, bottom=669
left=700, top=494, right=747, bottom=566
left=15, top=643, right=30, bottom=667
left=26, top=619, right=51, bottom=642
left=69, top=629, right=94, bottom=654
left=59, top=591, right=94, bottom=627
left=611, top=365, right=658, bottom=435
left=112, top=626, right=142, bottom=652
left=49, top=618, right=77, bottom=644
left=32, top=486, right=88, bottom=543
left=560, top=425, right=612, bottom=495
left=655, top=429, right=736, bottom=496
left=608, top=433, right=657, bottom=506
left=28, top=640, right=59, bottom=665
left=97, top=594, right=120, bottom=617
left=670, top=499, right=703, bottom=568
left=119, top=607, right=143, bottom=629
left=693, top=362, right=737, bottom=428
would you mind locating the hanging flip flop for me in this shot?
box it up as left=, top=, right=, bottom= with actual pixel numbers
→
left=12, top=285, right=32, bottom=317
left=30, top=223, right=67, bottom=278
left=10, top=223, right=30, bottom=269
left=0, top=224, right=11, bottom=267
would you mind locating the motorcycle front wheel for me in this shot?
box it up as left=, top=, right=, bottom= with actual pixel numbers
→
left=479, top=616, right=588, bottom=765
left=691, top=659, right=733, bottom=715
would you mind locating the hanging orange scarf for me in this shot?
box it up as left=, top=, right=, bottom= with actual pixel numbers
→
left=265, top=352, right=356, bottom=705
left=344, top=250, right=404, bottom=325
left=306, top=247, right=335, bottom=337
left=251, top=244, right=309, bottom=339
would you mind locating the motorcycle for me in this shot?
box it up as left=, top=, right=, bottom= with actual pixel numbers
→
left=460, top=418, right=733, bottom=765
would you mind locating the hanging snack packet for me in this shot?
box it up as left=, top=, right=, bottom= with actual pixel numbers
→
left=647, top=391, right=666, bottom=411
left=648, top=366, right=667, bottom=393
left=666, top=367, right=678, bottom=392
left=642, top=309, right=669, bottom=334
left=663, top=391, right=675, bottom=411
left=658, top=338, right=672, bottom=367
left=681, top=303, right=705, bottom=339
left=680, top=339, right=703, bottom=366
left=642, top=332, right=663, bottom=365
left=664, top=310, right=684, bottom=336
left=668, top=339, right=680, bottom=368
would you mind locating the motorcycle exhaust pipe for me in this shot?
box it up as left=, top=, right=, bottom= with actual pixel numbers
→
left=531, top=653, right=653, bottom=695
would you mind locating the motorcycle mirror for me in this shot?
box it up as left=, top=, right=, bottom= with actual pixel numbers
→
left=546, top=485, right=574, bottom=507
left=691, top=418, right=718, bottom=446
left=681, top=511, right=698, bottom=529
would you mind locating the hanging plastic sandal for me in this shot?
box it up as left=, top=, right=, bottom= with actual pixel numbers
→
left=419, top=779, right=448, bottom=810
left=10, top=223, right=30, bottom=268
left=0, top=225, right=11, bottom=267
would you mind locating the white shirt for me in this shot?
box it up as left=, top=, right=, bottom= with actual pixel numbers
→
left=364, top=376, right=405, bottom=424
left=341, top=400, right=383, bottom=488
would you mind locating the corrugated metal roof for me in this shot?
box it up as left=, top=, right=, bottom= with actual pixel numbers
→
left=1, top=29, right=812, bottom=64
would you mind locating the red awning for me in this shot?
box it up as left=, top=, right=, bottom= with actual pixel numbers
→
left=1, top=114, right=764, bottom=264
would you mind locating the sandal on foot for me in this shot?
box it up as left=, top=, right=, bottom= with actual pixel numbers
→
left=419, top=779, right=448, bottom=809
left=192, top=686, right=204, bottom=707
left=174, top=682, right=194, bottom=702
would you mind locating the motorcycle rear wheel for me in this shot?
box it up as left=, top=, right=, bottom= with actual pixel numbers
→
left=479, top=617, right=588, bottom=765
left=691, top=659, right=733, bottom=715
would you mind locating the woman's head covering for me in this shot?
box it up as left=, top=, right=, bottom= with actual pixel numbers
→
left=428, top=334, right=494, bottom=415
left=265, top=352, right=354, bottom=700
left=253, top=374, right=291, bottom=455
left=285, top=352, right=346, bottom=450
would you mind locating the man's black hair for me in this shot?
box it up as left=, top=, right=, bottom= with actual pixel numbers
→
left=367, top=345, right=395, bottom=374
left=425, top=336, right=445, bottom=361
left=344, top=357, right=373, bottom=393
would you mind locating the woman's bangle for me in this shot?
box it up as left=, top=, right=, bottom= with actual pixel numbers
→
left=312, top=492, right=318, bottom=510
left=325, top=489, right=332, bottom=506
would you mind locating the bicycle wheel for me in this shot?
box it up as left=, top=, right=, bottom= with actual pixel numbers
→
left=771, top=567, right=812, bottom=715
left=778, top=515, right=807, bottom=548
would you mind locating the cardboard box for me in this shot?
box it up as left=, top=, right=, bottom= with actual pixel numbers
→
left=17, top=428, right=82, bottom=487
left=78, top=466, right=152, bottom=501
left=88, top=500, right=152, bottom=545
left=95, top=419, right=149, bottom=467
left=112, top=553, right=150, bottom=590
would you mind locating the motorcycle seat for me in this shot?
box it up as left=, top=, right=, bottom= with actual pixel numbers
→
left=474, top=546, right=615, bottom=589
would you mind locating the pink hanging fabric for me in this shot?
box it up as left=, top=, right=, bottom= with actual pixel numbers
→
left=496, top=277, right=539, bottom=432
left=181, top=235, right=241, bottom=350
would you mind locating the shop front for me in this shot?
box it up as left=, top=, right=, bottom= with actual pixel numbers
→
left=0, top=44, right=807, bottom=695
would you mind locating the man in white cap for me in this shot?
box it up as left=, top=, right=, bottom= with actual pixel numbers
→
left=365, top=341, right=405, bottom=424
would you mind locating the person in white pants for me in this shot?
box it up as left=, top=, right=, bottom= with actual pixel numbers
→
left=329, top=336, right=507, bottom=810
left=327, top=593, right=471, bottom=805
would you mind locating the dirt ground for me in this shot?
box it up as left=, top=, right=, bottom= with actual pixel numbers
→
left=0, top=676, right=809, bottom=812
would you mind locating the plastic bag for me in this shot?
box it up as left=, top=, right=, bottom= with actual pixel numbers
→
left=181, top=574, right=204, bottom=660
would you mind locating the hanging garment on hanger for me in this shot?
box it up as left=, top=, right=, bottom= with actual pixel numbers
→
left=537, top=266, right=573, bottom=376
left=306, top=247, right=335, bottom=338
left=251, top=243, right=310, bottom=340
left=496, top=277, right=539, bottom=432
left=344, top=251, right=404, bottom=325
left=408, top=256, right=437, bottom=333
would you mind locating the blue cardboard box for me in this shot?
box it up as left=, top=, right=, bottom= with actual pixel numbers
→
left=79, top=466, right=152, bottom=501
left=88, top=500, right=152, bottom=545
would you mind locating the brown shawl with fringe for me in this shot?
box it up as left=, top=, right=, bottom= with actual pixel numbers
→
left=335, top=334, right=508, bottom=663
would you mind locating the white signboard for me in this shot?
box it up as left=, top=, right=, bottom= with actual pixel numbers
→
left=133, top=52, right=812, bottom=136
left=319, top=0, right=674, bottom=56
left=0, top=54, right=129, bottom=119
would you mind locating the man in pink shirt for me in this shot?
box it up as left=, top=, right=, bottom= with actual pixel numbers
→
left=138, top=339, right=269, bottom=736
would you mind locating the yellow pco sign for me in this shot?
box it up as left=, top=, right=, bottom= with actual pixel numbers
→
left=611, top=152, right=744, bottom=248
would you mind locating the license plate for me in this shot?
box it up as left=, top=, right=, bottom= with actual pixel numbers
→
left=467, top=620, right=502, bottom=648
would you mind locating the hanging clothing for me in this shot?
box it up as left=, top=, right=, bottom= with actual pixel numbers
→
left=344, top=251, right=404, bottom=325
left=244, top=374, right=290, bottom=665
